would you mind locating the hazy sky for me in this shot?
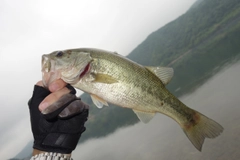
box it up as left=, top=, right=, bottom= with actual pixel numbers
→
left=0, top=0, right=196, bottom=159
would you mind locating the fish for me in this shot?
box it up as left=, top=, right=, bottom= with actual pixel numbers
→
left=41, top=48, right=223, bottom=151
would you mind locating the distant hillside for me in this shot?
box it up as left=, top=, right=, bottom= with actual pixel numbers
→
left=79, top=0, right=240, bottom=143
left=128, top=0, right=240, bottom=96
left=128, top=0, right=240, bottom=66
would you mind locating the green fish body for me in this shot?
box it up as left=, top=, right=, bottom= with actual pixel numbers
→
left=42, top=48, right=223, bottom=151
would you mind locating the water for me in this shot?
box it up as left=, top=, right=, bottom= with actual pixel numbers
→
left=72, top=60, right=240, bottom=160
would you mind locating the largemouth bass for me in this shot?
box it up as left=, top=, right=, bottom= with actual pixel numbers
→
left=42, top=48, right=223, bottom=151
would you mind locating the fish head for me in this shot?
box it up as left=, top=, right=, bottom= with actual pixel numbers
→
left=42, top=49, right=92, bottom=87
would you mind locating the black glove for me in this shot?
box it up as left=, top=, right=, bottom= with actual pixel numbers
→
left=28, top=85, right=89, bottom=154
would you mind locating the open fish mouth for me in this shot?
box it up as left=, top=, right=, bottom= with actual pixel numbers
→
left=41, top=54, right=92, bottom=87
left=41, top=55, right=60, bottom=87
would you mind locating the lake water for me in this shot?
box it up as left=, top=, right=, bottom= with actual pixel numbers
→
left=72, top=59, right=240, bottom=160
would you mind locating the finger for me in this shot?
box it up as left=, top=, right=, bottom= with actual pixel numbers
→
left=28, top=85, right=51, bottom=110
left=39, top=87, right=70, bottom=111
left=42, top=94, right=77, bottom=120
left=36, top=81, right=44, bottom=87
left=48, top=79, right=67, bottom=92
left=59, top=99, right=89, bottom=118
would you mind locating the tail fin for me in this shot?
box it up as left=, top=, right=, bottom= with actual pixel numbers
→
left=182, top=111, right=224, bottom=151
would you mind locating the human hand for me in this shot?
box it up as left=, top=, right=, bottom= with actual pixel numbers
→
left=28, top=80, right=89, bottom=154
left=37, top=79, right=68, bottom=111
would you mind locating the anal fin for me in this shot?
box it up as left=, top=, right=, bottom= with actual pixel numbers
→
left=133, top=109, right=155, bottom=123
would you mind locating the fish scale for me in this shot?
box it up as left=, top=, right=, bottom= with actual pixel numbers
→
left=87, top=52, right=165, bottom=112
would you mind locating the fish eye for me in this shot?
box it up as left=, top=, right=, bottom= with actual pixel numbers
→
left=56, top=51, right=64, bottom=57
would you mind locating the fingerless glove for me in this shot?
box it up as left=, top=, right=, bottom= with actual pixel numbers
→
left=28, top=85, right=88, bottom=154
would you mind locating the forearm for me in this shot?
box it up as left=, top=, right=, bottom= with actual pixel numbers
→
left=32, top=149, right=71, bottom=156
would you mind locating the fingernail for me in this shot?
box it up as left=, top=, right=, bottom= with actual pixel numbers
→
left=39, top=102, right=49, bottom=111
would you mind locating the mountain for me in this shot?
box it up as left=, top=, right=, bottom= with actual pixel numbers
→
left=79, top=0, right=240, bottom=143
left=128, top=0, right=240, bottom=95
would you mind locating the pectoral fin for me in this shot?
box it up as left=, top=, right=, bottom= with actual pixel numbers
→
left=145, top=66, right=174, bottom=85
left=90, top=94, right=109, bottom=108
left=93, top=73, right=118, bottom=84
left=133, top=109, right=155, bottom=123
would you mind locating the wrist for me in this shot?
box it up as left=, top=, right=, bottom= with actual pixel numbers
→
left=32, top=149, right=71, bottom=156
left=32, top=149, right=72, bottom=160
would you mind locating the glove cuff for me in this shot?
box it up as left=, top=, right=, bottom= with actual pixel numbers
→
left=33, top=132, right=82, bottom=154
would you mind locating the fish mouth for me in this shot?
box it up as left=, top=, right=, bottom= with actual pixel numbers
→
left=41, top=54, right=91, bottom=87
left=41, top=55, right=60, bottom=87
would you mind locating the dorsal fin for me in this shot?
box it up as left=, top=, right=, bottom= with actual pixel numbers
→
left=145, top=66, right=174, bottom=85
